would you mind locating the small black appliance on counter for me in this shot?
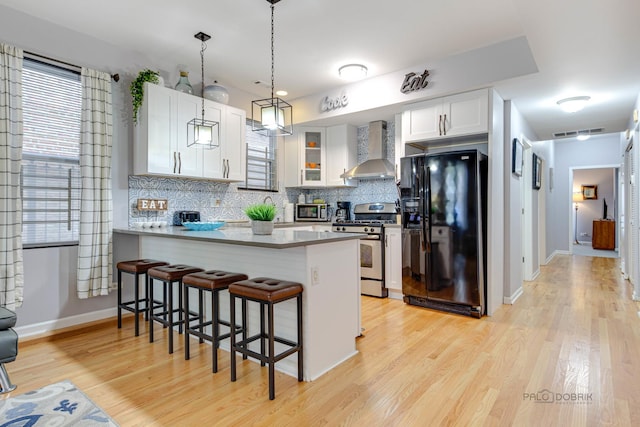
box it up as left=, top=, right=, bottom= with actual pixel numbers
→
left=335, top=201, right=351, bottom=222
left=173, top=210, right=201, bottom=225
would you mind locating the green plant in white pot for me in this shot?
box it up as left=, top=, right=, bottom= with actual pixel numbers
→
left=130, top=69, right=161, bottom=124
left=244, top=203, right=277, bottom=235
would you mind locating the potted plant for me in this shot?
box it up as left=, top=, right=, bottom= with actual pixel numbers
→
left=130, top=69, right=161, bottom=124
left=244, top=203, right=277, bottom=235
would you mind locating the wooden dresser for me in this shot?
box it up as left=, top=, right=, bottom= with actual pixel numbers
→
left=592, top=220, right=615, bottom=250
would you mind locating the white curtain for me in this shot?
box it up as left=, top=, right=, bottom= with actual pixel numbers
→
left=77, top=68, right=113, bottom=298
left=0, top=44, right=24, bottom=309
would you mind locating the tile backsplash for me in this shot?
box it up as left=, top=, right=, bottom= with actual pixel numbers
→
left=128, top=121, right=398, bottom=225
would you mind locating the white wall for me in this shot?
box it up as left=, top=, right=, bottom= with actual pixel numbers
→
left=503, top=101, right=537, bottom=303
left=550, top=134, right=622, bottom=254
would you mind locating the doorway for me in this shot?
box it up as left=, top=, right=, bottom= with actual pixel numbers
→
left=570, top=166, right=619, bottom=258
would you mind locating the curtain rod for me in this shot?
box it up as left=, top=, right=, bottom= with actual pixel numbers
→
left=25, top=51, right=120, bottom=82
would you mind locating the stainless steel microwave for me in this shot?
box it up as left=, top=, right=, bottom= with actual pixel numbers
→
left=295, top=203, right=329, bottom=222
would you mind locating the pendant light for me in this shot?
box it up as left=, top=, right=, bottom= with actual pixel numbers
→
left=187, top=31, right=220, bottom=149
left=251, top=0, right=293, bottom=136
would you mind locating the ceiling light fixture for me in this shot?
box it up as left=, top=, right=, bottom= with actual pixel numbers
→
left=576, top=130, right=591, bottom=141
left=252, top=0, right=293, bottom=136
left=556, top=96, right=591, bottom=113
left=338, top=63, right=368, bottom=81
left=187, top=32, right=220, bottom=149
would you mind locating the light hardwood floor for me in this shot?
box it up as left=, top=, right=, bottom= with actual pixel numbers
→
left=5, top=254, right=640, bottom=426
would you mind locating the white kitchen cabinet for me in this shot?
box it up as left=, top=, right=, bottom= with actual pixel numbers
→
left=284, top=127, right=325, bottom=187
left=134, top=82, right=245, bottom=181
left=220, top=105, right=247, bottom=181
left=384, top=226, right=402, bottom=296
left=402, top=88, right=488, bottom=143
left=284, top=125, right=357, bottom=188
left=325, top=124, right=358, bottom=187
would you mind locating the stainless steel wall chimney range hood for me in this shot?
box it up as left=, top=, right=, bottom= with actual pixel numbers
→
left=341, top=120, right=395, bottom=180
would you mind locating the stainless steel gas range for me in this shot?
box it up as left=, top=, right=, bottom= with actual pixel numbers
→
left=332, top=203, right=397, bottom=298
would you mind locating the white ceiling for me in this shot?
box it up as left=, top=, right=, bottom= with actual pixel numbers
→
left=1, top=0, right=639, bottom=140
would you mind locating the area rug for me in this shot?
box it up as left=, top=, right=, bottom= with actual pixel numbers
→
left=0, top=380, right=118, bottom=426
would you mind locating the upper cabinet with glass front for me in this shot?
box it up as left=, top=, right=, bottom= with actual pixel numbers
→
left=134, top=82, right=245, bottom=181
left=284, top=125, right=358, bottom=188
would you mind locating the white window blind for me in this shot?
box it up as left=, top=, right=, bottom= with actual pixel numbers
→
left=21, top=58, right=82, bottom=248
left=245, top=124, right=278, bottom=191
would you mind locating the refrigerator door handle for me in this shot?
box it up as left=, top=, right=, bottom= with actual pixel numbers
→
left=422, top=164, right=431, bottom=252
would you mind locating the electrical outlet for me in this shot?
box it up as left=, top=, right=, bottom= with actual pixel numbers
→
left=311, top=267, right=320, bottom=285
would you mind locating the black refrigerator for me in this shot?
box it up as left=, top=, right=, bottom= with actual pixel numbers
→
left=399, top=150, right=487, bottom=317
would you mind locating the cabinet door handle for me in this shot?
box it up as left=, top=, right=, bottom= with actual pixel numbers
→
left=173, top=152, right=177, bottom=174
left=223, top=159, right=227, bottom=178
left=443, top=114, right=447, bottom=135
left=300, top=169, right=303, bottom=185
left=438, top=114, right=442, bottom=135
left=178, top=152, right=182, bottom=174
left=224, top=159, right=229, bottom=178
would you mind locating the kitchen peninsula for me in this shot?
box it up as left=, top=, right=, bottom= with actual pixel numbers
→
left=113, top=226, right=363, bottom=381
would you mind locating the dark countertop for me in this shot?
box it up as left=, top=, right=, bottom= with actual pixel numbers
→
left=113, top=225, right=364, bottom=249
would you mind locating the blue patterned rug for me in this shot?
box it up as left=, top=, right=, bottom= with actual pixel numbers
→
left=0, top=380, right=118, bottom=426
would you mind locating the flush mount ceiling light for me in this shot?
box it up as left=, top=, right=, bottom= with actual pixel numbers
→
left=338, top=63, right=368, bottom=81
left=576, top=129, right=591, bottom=141
left=187, top=32, right=220, bottom=149
left=252, top=0, right=293, bottom=136
left=556, top=96, right=591, bottom=113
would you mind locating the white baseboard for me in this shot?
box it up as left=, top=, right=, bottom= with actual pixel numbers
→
left=15, top=308, right=117, bottom=339
left=504, top=286, right=523, bottom=305
left=546, top=250, right=568, bottom=264
left=388, top=290, right=403, bottom=300
left=530, top=269, right=540, bottom=281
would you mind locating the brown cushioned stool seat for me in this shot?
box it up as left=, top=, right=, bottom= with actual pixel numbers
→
left=148, top=264, right=204, bottom=354
left=229, top=277, right=303, bottom=400
left=183, top=270, right=249, bottom=372
left=116, top=259, right=169, bottom=336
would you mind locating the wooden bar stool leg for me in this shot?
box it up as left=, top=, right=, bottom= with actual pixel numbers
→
left=260, top=303, right=266, bottom=367
left=117, top=269, right=123, bottom=329
left=298, top=293, right=303, bottom=381
left=198, top=289, right=204, bottom=344
left=168, top=281, right=174, bottom=354
left=268, top=301, right=275, bottom=400
left=149, top=277, right=155, bottom=343
left=230, top=293, right=237, bottom=382
left=184, top=282, right=191, bottom=360
left=133, top=272, right=141, bottom=336
left=212, top=290, right=219, bottom=372
left=242, top=298, right=248, bottom=360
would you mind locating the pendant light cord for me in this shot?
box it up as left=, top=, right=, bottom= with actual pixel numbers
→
left=200, top=40, right=207, bottom=123
left=270, top=2, right=275, bottom=102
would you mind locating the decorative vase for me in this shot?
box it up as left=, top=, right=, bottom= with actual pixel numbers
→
left=203, top=82, right=230, bottom=104
left=174, top=71, right=193, bottom=94
left=251, top=220, right=274, bottom=235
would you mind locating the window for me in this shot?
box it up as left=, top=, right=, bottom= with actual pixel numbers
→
left=244, top=123, right=278, bottom=191
left=21, top=58, right=82, bottom=248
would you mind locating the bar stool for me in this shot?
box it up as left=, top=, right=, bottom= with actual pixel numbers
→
left=229, top=277, right=303, bottom=400
left=117, top=259, right=169, bottom=336
left=182, top=270, right=249, bottom=372
left=148, top=264, right=204, bottom=354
